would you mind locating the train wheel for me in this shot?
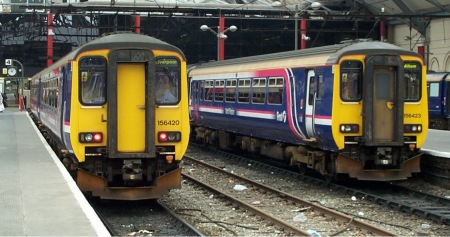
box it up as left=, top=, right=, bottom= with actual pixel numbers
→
left=324, top=174, right=334, bottom=183
left=298, top=163, right=308, bottom=175
left=324, top=154, right=337, bottom=182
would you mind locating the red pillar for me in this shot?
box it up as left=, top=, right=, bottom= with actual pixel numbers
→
left=47, top=13, right=54, bottom=67
left=218, top=16, right=225, bottom=61
left=19, top=96, right=23, bottom=111
left=134, top=15, right=141, bottom=34
left=418, top=45, right=424, bottom=58
left=300, top=18, right=307, bottom=49
left=380, top=19, right=386, bottom=41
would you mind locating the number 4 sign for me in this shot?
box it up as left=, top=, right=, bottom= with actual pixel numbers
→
left=5, top=59, right=12, bottom=66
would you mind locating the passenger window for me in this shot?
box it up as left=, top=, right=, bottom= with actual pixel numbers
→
left=156, top=58, right=181, bottom=104
left=428, top=83, right=439, bottom=97
left=251, top=78, right=266, bottom=104
left=191, top=81, right=199, bottom=102
left=205, top=80, right=213, bottom=101
left=268, top=77, right=283, bottom=105
left=214, top=80, right=225, bottom=102
left=340, top=60, right=362, bottom=102
left=226, top=79, right=236, bottom=102
left=79, top=57, right=107, bottom=105
left=238, top=78, right=250, bottom=103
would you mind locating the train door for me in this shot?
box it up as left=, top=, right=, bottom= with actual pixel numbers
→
left=59, top=67, right=66, bottom=146
left=189, top=80, right=200, bottom=122
left=108, top=50, right=156, bottom=158
left=117, top=63, right=146, bottom=152
left=364, top=55, right=404, bottom=145
left=305, top=70, right=316, bottom=138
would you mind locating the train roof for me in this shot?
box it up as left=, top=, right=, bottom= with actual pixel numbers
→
left=189, top=40, right=421, bottom=76
left=67, top=33, right=186, bottom=61
left=33, top=33, right=186, bottom=78
left=426, top=72, right=450, bottom=82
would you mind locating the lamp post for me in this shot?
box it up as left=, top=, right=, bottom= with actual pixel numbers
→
left=273, top=1, right=321, bottom=50
left=200, top=20, right=237, bottom=61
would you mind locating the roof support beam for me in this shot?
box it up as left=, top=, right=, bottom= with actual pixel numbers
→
left=391, top=0, right=427, bottom=36
left=424, top=0, right=450, bottom=13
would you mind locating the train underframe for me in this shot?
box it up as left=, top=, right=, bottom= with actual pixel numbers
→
left=429, top=116, right=450, bottom=130
left=75, top=154, right=181, bottom=200
left=194, top=126, right=422, bottom=181
left=31, top=116, right=181, bottom=200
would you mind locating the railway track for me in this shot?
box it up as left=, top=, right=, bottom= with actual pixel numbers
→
left=182, top=143, right=450, bottom=236
left=90, top=199, right=203, bottom=236
left=196, top=144, right=450, bottom=225
left=420, top=154, right=450, bottom=190
left=182, top=155, right=397, bottom=236
left=352, top=181, right=450, bottom=225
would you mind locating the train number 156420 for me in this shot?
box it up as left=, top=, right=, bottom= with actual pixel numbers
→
left=157, top=120, right=180, bottom=126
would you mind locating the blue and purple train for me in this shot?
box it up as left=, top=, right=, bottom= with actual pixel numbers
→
left=188, top=40, right=428, bottom=181
left=427, top=72, right=450, bottom=130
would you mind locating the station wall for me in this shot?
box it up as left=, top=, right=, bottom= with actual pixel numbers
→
left=391, top=18, right=450, bottom=72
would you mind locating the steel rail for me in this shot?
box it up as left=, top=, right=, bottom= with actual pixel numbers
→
left=184, top=155, right=398, bottom=236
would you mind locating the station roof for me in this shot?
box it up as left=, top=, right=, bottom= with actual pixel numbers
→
left=9, top=0, right=450, bottom=37
left=57, top=0, right=448, bottom=35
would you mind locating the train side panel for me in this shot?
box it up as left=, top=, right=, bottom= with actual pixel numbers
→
left=427, top=72, right=450, bottom=129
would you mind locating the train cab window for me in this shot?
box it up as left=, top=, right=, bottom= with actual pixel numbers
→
left=79, top=57, right=107, bottom=105
left=268, top=77, right=283, bottom=105
left=404, top=61, right=422, bottom=102
left=226, top=79, right=237, bottom=102
left=156, top=58, right=181, bottom=104
left=340, top=60, right=363, bottom=102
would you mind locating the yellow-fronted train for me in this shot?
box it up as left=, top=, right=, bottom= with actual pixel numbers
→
left=29, top=33, right=190, bottom=200
left=188, top=39, right=428, bottom=181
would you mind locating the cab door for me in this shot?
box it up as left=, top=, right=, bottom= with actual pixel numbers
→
left=117, top=63, right=146, bottom=152
left=364, top=55, right=404, bottom=145
left=108, top=49, right=156, bottom=158
left=372, top=68, right=395, bottom=142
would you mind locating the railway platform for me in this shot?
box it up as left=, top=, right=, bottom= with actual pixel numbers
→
left=422, top=129, right=450, bottom=158
left=0, top=107, right=110, bottom=236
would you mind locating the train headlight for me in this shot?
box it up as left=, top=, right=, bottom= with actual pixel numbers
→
left=339, top=124, right=359, bottom=133
left=85, top=134, right=93, bottom=142
left=158, top=132, right=181, bottom=142
left=79, top=132, right=103, bottom=143
left=404, top=124, right=422, bottom=133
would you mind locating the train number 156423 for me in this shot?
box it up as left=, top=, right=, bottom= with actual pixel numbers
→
left=157, top=120, right=180, bottom=126
left=404, top=113, right=421, bottom=118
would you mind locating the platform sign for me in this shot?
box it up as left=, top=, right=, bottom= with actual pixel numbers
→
left=5, top=59, right=12, bottom=66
